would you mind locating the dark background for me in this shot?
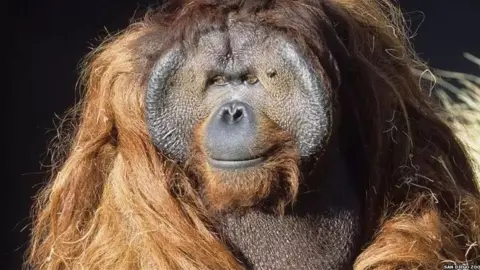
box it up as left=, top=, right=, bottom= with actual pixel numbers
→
left=5, top=1, right=480, bottom=269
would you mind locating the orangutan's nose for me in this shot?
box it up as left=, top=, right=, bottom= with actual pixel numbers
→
left=204, top=101, right=261, bottom=169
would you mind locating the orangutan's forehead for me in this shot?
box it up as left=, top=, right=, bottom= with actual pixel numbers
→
left=186, top=22, right=308, bottom=78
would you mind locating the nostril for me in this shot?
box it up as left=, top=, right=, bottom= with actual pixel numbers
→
left=232, top=109, right=243, bottom=122
left=220, top=104, right=245, bottom=123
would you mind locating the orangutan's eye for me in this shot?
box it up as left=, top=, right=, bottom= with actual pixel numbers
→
left=212, top=75, right=227, bottom=86
left=244, top=74, right=259, bottom=85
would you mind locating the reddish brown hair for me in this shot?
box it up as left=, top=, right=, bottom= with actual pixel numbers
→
left=27, top=0, right=480, bottom=269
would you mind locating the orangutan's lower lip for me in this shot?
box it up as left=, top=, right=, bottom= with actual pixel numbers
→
left=208, top=157, right=265, bottom=170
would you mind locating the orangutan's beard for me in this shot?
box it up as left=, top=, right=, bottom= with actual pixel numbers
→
left=185, top=119, right=301, bottom=215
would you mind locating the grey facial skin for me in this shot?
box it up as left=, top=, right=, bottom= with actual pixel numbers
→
left=145, top=20, right=360, bottom=269
left=145, top=22, right=331, bottom=165
left=204, top=101, right=265, bottom=169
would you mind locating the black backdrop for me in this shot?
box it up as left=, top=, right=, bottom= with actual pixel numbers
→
left=5, top=1, right=480, bottom=269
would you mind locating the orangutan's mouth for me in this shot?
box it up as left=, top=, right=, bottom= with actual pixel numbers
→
left=207, top=157, right=265, bottom=170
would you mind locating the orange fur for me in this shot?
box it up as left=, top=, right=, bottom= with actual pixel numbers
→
left=186, top=117, right=300, bottom=215
left=26, top=0, right=480, bottom=269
